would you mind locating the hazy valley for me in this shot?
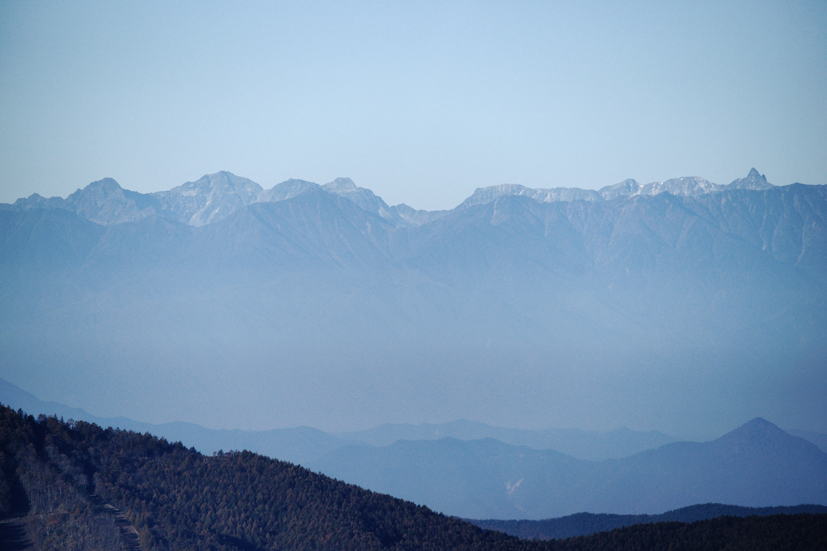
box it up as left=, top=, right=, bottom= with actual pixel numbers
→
left=2, top=168, right=827, bottom=548
left=4, top=2, right=826, bottom=547
left=2, top=168, right=825, bottom=437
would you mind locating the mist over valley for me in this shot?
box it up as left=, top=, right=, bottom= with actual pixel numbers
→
left=3, top=3, right=826, bottom=547
left=1, top=169, right=825, bottom=441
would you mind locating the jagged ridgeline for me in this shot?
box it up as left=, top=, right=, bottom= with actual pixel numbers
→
left=2, top=169, right=826, bottom=435
left=1, top=406, right=826, bottom=551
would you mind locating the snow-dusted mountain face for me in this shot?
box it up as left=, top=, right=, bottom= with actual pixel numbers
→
left=631, top=176, right=721, bottom=197
left=596, top=178, right=641, bottom=200
left=153, top=171, right=263, bottom=226
left=3, top=172, right=434, bottom=227
left=726, top=167, right=775, bottom=190
left=0, top=168, right=824, bottom=438
left=257, top=178, right=319, bottom=203
left=320, top=177, right=409, bottom=226
left=458, top=184, right=603, bottom=209
left=5, top=177, right=172, bottom=225
left=462, top=169, right=775, bottom=207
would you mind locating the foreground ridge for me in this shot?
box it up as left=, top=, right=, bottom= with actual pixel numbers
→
left=1, top=405, right=825, bottom=550
left=0, top=404, right=550, bottom=550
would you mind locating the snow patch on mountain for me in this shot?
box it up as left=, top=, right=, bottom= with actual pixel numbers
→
left=726, top=168, right=774, bottom=190
left=322, top=178, right=404, bottom=225
left=153, top=171, right=263, bottom=226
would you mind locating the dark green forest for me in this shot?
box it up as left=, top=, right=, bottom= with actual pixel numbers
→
left=1, top=404, right=825, bottom=550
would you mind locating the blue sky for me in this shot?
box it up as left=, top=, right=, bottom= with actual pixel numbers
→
left=1, top=0, right=825, bottom=210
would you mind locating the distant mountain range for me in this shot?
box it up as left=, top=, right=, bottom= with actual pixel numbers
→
left=312, top=419, right=827, bottom=519
left=2, top=168, right=776, bottom=228
left=336, top=420, right=678, bottom=461
left=1, top=172, right=431, bottom=228
left=1, top=167, right=825, bottom=448
left=0, top=376, right=680, bottom=463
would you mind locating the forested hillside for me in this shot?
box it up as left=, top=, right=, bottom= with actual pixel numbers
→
left=0, top=404, right=539, bottom=550
left=1, top=405, right=826, bottom=550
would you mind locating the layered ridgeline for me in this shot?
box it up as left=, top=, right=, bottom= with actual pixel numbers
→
left=1, top=168, right=826, bottom=438
left=310, top=418, right=827, bottom=519
left=471, top=503, right=827, bottom=540
left=0, top=376, right=680, bottom=465
left=2, top=378, right=826, bottom=521
left=1, top=406, right=826, bottom=551
left=2, top=168, right=775, bottom=228
left=0, top=404, right=545, bottom=551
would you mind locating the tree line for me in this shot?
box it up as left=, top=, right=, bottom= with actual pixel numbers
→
left=1, top=404, right=824, bottom=550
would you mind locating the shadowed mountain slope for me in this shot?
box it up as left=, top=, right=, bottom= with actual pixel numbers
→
left=311, top=419, right=827, bottom=519
left=153, top=171, right=263, bottom=226
left=471, top=503, right=827, bottom=540
left=0, top=404, right=552, bottom=551
left=3, top=405, right=826, bottom=550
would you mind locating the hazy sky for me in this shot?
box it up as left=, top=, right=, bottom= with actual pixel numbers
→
left=1, top=1, right=825, bottom=210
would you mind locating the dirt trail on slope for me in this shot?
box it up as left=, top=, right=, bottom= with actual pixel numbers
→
left=0, top=497, right=143, bottom=551
left=89, top=493, right=142, bottom=551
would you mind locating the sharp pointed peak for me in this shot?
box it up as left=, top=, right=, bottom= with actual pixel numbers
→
left=727, top=168, right=773, bottom=190
left=742, top=168, right=768, bottom=182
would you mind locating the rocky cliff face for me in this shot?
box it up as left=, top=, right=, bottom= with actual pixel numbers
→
left=152, top=171, right=264, bottom=226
